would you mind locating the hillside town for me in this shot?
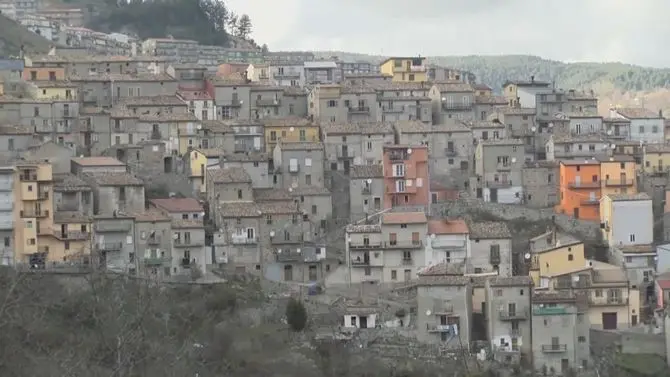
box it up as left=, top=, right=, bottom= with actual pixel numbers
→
left=1, top=4, right=670, bottom=377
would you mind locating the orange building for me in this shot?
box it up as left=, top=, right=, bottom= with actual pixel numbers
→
left=383, top=145, right=430, bottom=209
left=557, top=160, right=602, bottom=220
left=22, top=66, right=66, bottom=81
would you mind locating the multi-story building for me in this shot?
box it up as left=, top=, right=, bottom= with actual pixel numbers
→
left=250, top=84, right=286, bottom=120
left=503, top=77, right=551, bottom=108
left=379, top=57, right=427, bottom=83
left=53, top=173, right=92, bottom=213
left=603, top=117, right=631, bottom=140
left=0, top=162, right=14, bottom=265
left=545, top=134, right=610, bottom=161
left=382, top=145, right=430, bottom=210
left=13, top=159, right=54, bottom=266
left=643, top=144, right=670, bottom=175
left=597, top=155, right=637, bottom=197
left=424, top=219, right=469, bottom=267
left=177, top=90, right=216, bottom=121
left=288, top=186, right=332, bottom=238
left=600, top=193, right=653, bottom=247
left=567, top=113, right=604, bottom=135
left=610, top=107, right=664, bottom=143
left=468, top=221, right=513, bottom=276
left=610, top=243, right=656, bottom=306
left=150, top=198, right=207, bottom=275
left=321, top=122, right=394, bottom=173
left=217, top=201, right=262, bottom=274
left=339, top=61, right=379, bottom=75
left=485, top=276, right=533, bottom=364
left=0, top=125, right=37, bottom=158
left=556, top=160, right=601, bottom=220
left=273, top=142, right=325, bottom=190
left=427, top=65, right=475, bottom=83
left=394, top=120, right=432, bottom=147
left=94, top=214, right=135, bottom=272
left=221, top=152, right=271, bottom=189
left=531, top=292, right=590, bottom=375
left=282, top=87, right=308, bottom=117
left=349, top=165, right=384, bottom=222
left=522, top=161, right=559, bottom=208
left=376, top=82, right=432, bottom=123
left=264, top=117, right=320, bottom=152
left=474, top=94, right=508, bottom=122
left=430, top=122, right=474, bottom=189
left=269, top=62, right=304, bottom=87
left=132, top=208, right=173, bottom=278
left=43, top=211, right=92, bottom=265
left=429, top=82, right=476, bottom=123
left=141, top=38, right=199, bottom=61
left=247, top=63, right=270, bottom=82
left=208, top=75, right=251, bottom=120
left=415, top=274, right=472, bottom=348
left=308, top=84, right=379, bottom=124
left=472, top=139, right=524, bottom=203
left=528, top=230, right=585, bottom=287
left=304, top=61, right=340, bottom=85
left=71, top=72, right=178, bottom=108
left=467, top=120, right=506, bottom=142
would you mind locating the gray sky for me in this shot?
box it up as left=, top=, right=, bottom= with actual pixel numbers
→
left=225, top=0, right=670, bottom=67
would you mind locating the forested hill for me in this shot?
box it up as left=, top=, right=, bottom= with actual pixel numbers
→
left=315, top=52, right=670, bottom=94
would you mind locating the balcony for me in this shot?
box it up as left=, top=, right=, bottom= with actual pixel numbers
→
left=362, top=186, right=371, bottom=195
left=147, top=236, right=161, bottom=245
left=568, top=180, right=600, bottom=189
left=96, top=222, right=132, bottom=232
left=444, top=148, right=458, bottom=157
left=270, top=233, right=304, bottom=245
left=441, top=102, right=473, bottom=111
left=256, top=98, right=281, bottom=107
left=541, top=344, right=567, bottom=353
left=96, top=242, right=123, bottom=252
left=409, top=65, right=426, bottom=72
left=388, top=151, right=408, bottom=161
left=533, top=306, right=569, bottom=316
left=498, top=308, right=529, bottom=321
left=221, top=99, right=243, bottom=107
left=401, top=258, right=413, bottom=266
left=173, top=239, right=205, bottom=247
left=384, top=240, right=423, bottom=249
left=381, top=105, right=404, bottom=113
left=426, top=324, right=452, bottom=333
left=580, top=198, right=600, bottom=206
left=62, top=110, right=75, bottom=118
left=604, top=179, right=634, bottom=187
left=349, top=241, right=382, bottom=250
left=496, top=163, right=512, bottom=172
left=54, top=231, right=90, bottom=240
left=589, top=296, right=628, bottom=306
left=37, top=191, right=49, bottom=200
left=431, top=305, right=454, bottom=315
left=231, top=236, right=258, bottom=245
left=20, top=209, right=49, bottom=218
left=143, top=256, right=171, bottom=266
left=485, top=180, right=513, bottom=188
left=20, top=172, right=38, bottom=181
left=348, top=106, right=370, bottom=114
left=337, top=148, right=353, bottom=159
left=274, top=72, right=301, bottom=79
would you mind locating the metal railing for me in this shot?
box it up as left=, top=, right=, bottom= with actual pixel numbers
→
left=384, top=240, right=423, bottom=249
left=567, top=181, right=600, bottom=189
left=498, top=308, right=529, bottom=321
left=348, top=106, right=370, bottom=113
left=349, top=241, right=383, bottom=249
left=231, top=236, right=258, bottom=245
left=604, top=179, right=634, bottom=187
left=541, top=344, right=567, bottom=353
left=96, top=242, right=123, bottom=252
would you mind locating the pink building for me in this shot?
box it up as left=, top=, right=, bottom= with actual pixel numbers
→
left=383, top=145, right=430, bottom=209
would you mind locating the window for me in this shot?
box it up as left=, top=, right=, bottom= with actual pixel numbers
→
left=237, top=189, right=243, bottom=199
left=305, top=158, right=312, bottom=167
left=27, top=185, right=33, bottom=192
left=3, top=237, right=8, bottom=247
left=299, top=129, right=306, bottom=141
left=408, top=74, right=415, bottom=81
left=34, top=107, right=39, bottom=116
left=568, top=254, right=573, bottom=261
left=327, top=100, right=337, bottom=107
left=266, top=215, right=272, bottom=224
left=495, top=289, right=502, bottom=297
left=393, top=164, right=405, bottom=177
left=639, top=125, right=645, bottom=133
left=270, top=131, right=277, bottom=141
left=625, top=256, right=632, bottom=263
left=305, top=174, right=311, bottom=185
left=367, top=141, right=372, bottom=151
left=119, top=187, right=126, bottom=201
left=182, top=214, right=188, bottom=219
left=653, top=126, right=659, bottom=133
left=311, top=205, right=317, bottom=215
left=395, top=180, right=405, bottom=192
left=629, top=234, right=635, bottom=242
left=391, top=270, right=397, bottom=280
left=578, top=336, right=586, bottom=343
left=30, top=71, right=37, bottom=80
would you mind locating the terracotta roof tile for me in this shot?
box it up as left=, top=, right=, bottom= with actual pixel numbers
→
left=207, top=167, right=251, bottom=183
left=382, top=212, right=427, bottom=224
left=350, top=164, right=383, bottom=178
left=150, top=198, right=203, bottom=213
left=427, top=219, right=468, bottom=235
left=468, top=221, right=511, bottom=239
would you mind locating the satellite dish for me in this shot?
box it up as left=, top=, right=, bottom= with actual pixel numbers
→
left=548, top=122, right=554, bottom=128
left=572, top=275, right=580, bottom=282
left=606, top=129, right=612, bottom=135
left=524, top=253, right=531, bottom=260
left=288, top=187, right=293, bottom=192
left=407, top=148, right=412, bottom=154
left=346, top=236, right=351, bottom=242
left=366, top=178, right=372, bottom=184
left=441, top=97, right=446, bottom=101
left=511, top=157, right=517, bottom=163
left=79, top=154, right=84, bottom=158
left=196, top=124, right=202, bottom=130
left=256, top=210, right=262, bottom=215
left=269, top=230, right=275, bottom=237
left=430, top=234, right=436, bottom=239
left=291, top=182, right=298, bottom=188
left=425, top=310, right=432, bottom=316
left=173, top=233, right=179, bottom=239
left=289, top=126, right=295, bottom=132
left=531, top=126, right=537, bottom=132
left=610, top=144, right=616, bottom=149
left=296, top=248, right=301, bottom=253
left=276, top=248, right=282, bottom=254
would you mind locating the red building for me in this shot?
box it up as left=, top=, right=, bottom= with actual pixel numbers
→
left=383, top=145, right=430, bottom=209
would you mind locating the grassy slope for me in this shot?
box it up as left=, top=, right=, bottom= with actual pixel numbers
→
left=0, top=14, right=51, bottom=56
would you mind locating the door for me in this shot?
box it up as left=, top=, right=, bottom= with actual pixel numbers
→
left=620, top=173, right=627, bottom=184
left=403, top=269, right=411, bottom=281
left=602, top=312, right=618, bottom=330
left=359, top=316, right=368, bottom=329
left=575, top=176, right=581, bottom=186
left=508, top=303, right=516, bottom=317
left=283, top=265, right=293, bottom=281
left=308, top=265, right=317, bottom=281
left=363, top=252, right=370, bottom=264
left=343, top=160, right=350, bottom=175
left=561, top=359, right=569, bottom=373
left=490, top=188, right=498, bottom=203
left=573, top=208, right=580, bottom=219
left=342, top=145, right=348, bottom=158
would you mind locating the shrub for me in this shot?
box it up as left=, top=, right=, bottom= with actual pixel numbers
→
left=286, top=297, right=307, bottom=332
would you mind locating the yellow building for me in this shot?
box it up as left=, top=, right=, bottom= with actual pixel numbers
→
left=528, top=230, right=586, bottom=286
left=30, top=81, right=78, bottom=100
left=597, top=155, right=636, bottom=196
left=379, top=57, right=427, bottom=82
left=549, top=260, right=640, bottom=330
left=187, top=148, right=224, bottom=195
left=13, top=159, right=54, bottom=265
left=643, top=144, right=670, bottom=175
left=264, top=117, right=319, bottom=152
left=40, top=211, right=92, bottom=263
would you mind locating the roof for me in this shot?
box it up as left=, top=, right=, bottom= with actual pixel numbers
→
left=427, top=219, right=469, bottom=235
left=53, top=173, right=91, bottom=192
left=468, top=221, right=511, bottom=239
left=419, top=261, right=466, bottom=276
left=501, top=107, right=536, bottom=116
left=532, top=291, right=576, bottom=303
left=382, top=212, right=427, bottom=225
left=222, top=152, right=268, bottom=162
left=349, top=164, right=384, bottom=179
left=69, top=72, right=176, bottom=82
left=615, top=107, right=660, bottom=119
left=85, top=172, right=143, bottom=186
left=171, top=218, right=204, bottom=229
left=488, top=276, right=533, bottom=287
left=201, top=120, right=233, bottom=134
left=150, top=198, right=203, bottom=213
left=207, top=167, right=251, bottom=184
left=615, top=244, right=655, bottom=254
left=118, top=95, right=185, bottom=107
left=0, top=124, right=34, bottom=135
left=595, top=155, right=635, bottom=163
left=393, top=120, right=432, bottom=133
left=177, top=91, right=213, bottom=101
left=263, top=117, right=313, bottom=128
left=289, top=186, right=331, bottom=196
left=72, top=157, right=125, bottom=167
left=220, top=202, right=261, bottom=217
left=464, top=120, right=504, bottom=129
left=656, top=273, right=670, bottom=290
left=416, top=275, right=471, bottom=286
left=607, top=193, right=651, bottom=202
left=475, top=95, right=507, bottom=105
left=258, top=201, right=299, bottom=215
left=195, top=148, right=224, bottom=158
left=253, top=188, right=292, bottom=202
left=131, top=209, right=170, bottom=222
left=645, top=144, right=670, bottom=154
left=320, top=122, right=394, bottom=135
left=433, top=81, right=475, bottom=92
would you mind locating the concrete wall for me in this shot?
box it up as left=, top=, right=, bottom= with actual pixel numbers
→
left=590, top=328, right=666, bottom=357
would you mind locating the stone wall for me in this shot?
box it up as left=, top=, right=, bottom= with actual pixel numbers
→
left=590, top=328, right=666, bottom=357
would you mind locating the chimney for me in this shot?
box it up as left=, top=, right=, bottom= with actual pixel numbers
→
left=659, top=109, right=663, bottom=118
left=530, top=75, right=535, bottom=83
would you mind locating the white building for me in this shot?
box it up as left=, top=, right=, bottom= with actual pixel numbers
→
left=610, top=107, right=664, bottom=144
left=18, top=14, right=56, bottom=41
left=343, top=307, right=378, bottom=329
left=568, top=113, right=604, bottom=135
left=177, top=90, right=217, bottom=121
left=424, top=219, right=470, bottom=267
left=600, top=193, right=653, bottom=247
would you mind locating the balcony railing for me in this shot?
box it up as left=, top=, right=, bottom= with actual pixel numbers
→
left=541, top=344, right=567, bottom=353
left=496, top=164, right=512, bottom=172
left=256, top=98, right=281, bottom=107
left=20, top=173, right=38, bottom=181
left=96, top=242, right=123, bottom=252
left=348, top=106, right=370, bottom=113
left=388, top=151, right=408, bottom=161
left=143, top=256, right=171, bottom=266
left=231, top=236, right=258, bottom=245
left=498, top=308, right=529, bottom=321
left=54, top=231, right=90, bottom=240
left=444, top=148, right=458, bottom=157
left=426, top=324, right=452, bottom=332
left=580, top=198, right=600, bottom=206
left=147, top=236, right=161, bottom=245
left=20, top=209, right=49, bottom=218
left=174, top=239, right=205, bottom=247
left=274, top=72, right=301, bottom=79
left=401, top=258, right=413, bottom=266
left=96, top=222, right=132, bottom=232
left=349, top=241, right=382, bottom=249
left=270, top=234, right=304, bottom=244
left=589, top=296, right=628, bottom=306
left=384, top=240, right=423, bottom=249
left=37, top=191, right=49, bottom=200
left=604, top=179, right=634, bottom=187
left=568, top=181, right=601, bottom=189
left=431, top=305, right=454, bottom=315
left=441, top=102, right=473, bottom=111
left=221, top=99, right=243, bottom=107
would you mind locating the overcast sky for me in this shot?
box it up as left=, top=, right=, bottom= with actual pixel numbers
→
left=224, top=0, right=670, bottom=68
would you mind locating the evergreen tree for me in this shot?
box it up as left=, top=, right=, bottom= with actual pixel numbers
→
left=237, top=14, right=252, bottom=39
